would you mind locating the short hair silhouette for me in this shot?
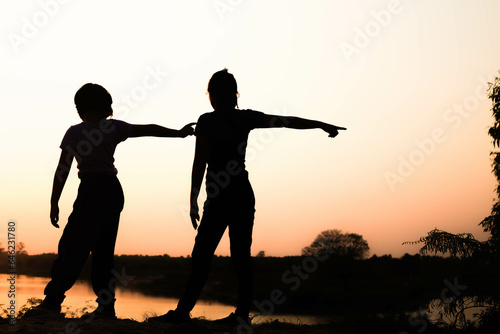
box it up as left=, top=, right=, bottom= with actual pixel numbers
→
left=74, top=83, right=113, bottom=119
left=22, top=83, right=196, bottom=320
left=207, top=69, right=239, bottom=109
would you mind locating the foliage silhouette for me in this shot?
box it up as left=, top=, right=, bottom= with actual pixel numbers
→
left=404, top=73, right=500, bottom=258
left=16, top=242, right=27, bottom=255
left=480, top=74, right=500, bottom=252
left=256, top=251, right=266, bottom=258
left=302, top=229, right=369, bottom=259
left=403, top=228, right=484, bottom=258
left=404, top=72, right=500, bottom=331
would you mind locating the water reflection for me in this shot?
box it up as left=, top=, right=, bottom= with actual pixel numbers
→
left=426, top=297, right=486, bottom=327
left=0, top=274, right=329, bottom=324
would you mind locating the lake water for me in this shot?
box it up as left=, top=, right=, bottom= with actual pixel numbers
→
left=0, top=274, right=330, bottom=325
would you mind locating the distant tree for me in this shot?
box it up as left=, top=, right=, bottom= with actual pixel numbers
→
left=302, top=229, right=369, bottom=259
left=0, top=242, right=4, bottom=255
left=256, top=251, right=266, bottom=258
left=16, top=242, right=28, bottom=255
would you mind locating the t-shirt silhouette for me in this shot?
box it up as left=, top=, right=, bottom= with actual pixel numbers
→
left=194, top=109, right=264, bottom=173
left=60, top=119, right=132, bottom=177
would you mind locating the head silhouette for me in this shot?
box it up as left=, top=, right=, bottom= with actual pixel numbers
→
left=74, top=83, right=113, bottom=120
left=207, top=69, right=239, bottom=110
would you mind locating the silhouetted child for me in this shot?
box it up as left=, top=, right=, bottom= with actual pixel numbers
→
left=24, top=83, right=195, bottom=319
left=149, top=69, right=346, bottom=327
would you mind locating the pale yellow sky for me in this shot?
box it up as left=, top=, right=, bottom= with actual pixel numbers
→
left=1, top=0, right=499, bottom=257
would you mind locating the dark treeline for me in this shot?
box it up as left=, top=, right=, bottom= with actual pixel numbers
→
left=2, top=252, right=494, bottom=317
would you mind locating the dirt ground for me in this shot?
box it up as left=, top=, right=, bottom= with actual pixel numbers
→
left=0, top=317, right=340, bottom=334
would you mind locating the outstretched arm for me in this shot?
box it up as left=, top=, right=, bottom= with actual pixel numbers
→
left=190, top=136, right=208, bottom=230
left=50, top=149, right=73, bottom=228
left=258, top=114, right=346, bottom=138
left=129, top=123, right=196, bottom=138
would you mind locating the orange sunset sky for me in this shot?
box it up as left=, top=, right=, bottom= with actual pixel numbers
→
left=1, top=1, right=499, bottom=257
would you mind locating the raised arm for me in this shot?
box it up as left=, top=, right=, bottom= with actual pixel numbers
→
left=257, top=114, right=346, bottom=138
left=129, top=123, right=196, bottom=138
left=50, top=149, right=74, bottom=228
left=190, top=136, right=208, bottom=230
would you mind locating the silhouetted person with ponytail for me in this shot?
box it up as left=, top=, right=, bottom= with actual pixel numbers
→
left=149, top=69, right=345, bottom=327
